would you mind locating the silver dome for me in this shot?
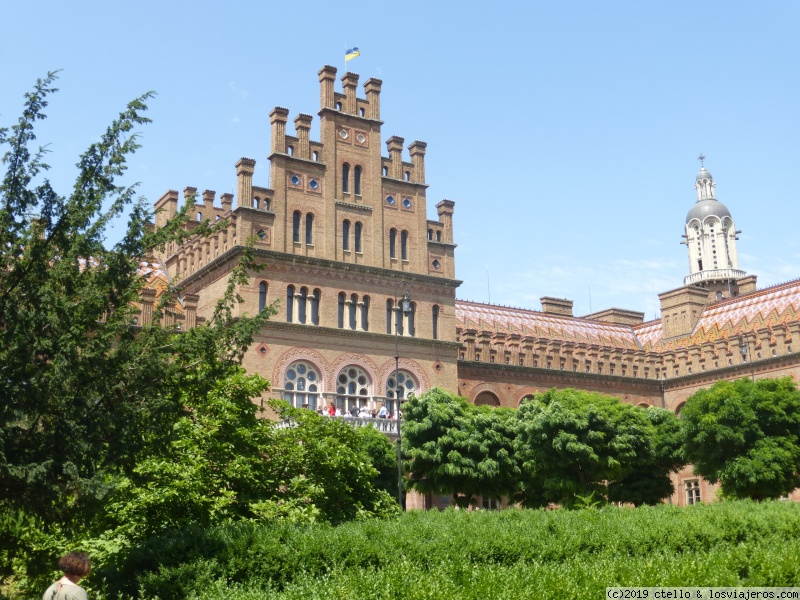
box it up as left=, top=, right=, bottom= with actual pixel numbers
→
left=696, top=167, right=713, bottom=181
left=686, top=199, right=731, bottom=223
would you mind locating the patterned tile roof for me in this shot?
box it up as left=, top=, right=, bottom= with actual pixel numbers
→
left=457, top=278, right=800, bottom=355
left=455, top=300, right=642, bottom=350
left=638, top=278, right=800, bottom=352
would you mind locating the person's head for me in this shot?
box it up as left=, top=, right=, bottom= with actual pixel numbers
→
left=58, top=552, right=91, bottom=579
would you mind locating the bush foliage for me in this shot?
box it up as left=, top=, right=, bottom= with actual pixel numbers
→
left=96, top=500, right=800, bottom=599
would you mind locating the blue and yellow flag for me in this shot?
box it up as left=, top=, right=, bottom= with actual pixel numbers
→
left=345, top=47, right=361, bottom=61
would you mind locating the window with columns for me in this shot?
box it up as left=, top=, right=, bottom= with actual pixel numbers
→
left=287, top=286, right=320, bottom=325
left=338, top=293, right=370, bottom=331
left=386, top=298, right=415, bottom=337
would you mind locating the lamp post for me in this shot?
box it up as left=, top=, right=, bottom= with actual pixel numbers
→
left=739, top=334, right=755, bottom=382
left=393, top=284, right=411, bottom=509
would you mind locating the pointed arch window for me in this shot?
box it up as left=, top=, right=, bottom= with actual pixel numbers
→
left=305, top=213, right=314, bottom=245
left=401, top=230, right=409, bottom=260
left=389, top=228, right=397, bottom=259
left=259, top=281, right=268, bottom=312
left=342, top=220, right=351, bottom=251
left=342, top=163, right=350, bottom=193
left=354, top=222, right=362, bottom=253
left=292, top=211, right=301, bottom=243
left=354, top=165, right=362, bottom=195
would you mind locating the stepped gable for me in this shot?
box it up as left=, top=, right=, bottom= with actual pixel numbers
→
left=635, top=278, right=800, bottom=352
left=455, top=300, right=641, bottom=349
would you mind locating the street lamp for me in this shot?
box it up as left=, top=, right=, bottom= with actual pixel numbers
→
left=739, top=334, right=755, bottom=382
left=393, top=285, right=412, bottom=509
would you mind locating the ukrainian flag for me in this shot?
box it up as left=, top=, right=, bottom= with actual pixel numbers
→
left=345, top=47, right=361, bottom=61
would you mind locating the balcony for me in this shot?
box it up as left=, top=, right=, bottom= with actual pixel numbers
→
left=274, top=415, right=400, bottom=438
left=684, top=269, right=746, bottom=286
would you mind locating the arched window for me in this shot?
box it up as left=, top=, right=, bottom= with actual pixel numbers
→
left=342, top=220, right=351, bottom=251
left=336, top=101, right=342, bottom=111
left=382, top=165, right=388, bottom=177
left=354, top=165, right=362, bottom=195
left=287, top=146, right=294, bottom=156
left=253, top=197, right=260, bottom=209
left=407, top=301, right=416, bottom=336
left=436, top=231, right=442, bottom=242
left=298, top=287, right=308, bottom=324
left=264, top=198, right=271, bottom=211
left=401, top=230, right=408, bottom=260
left=342, top=163, right=350, bottom=193
left=292, top=211, right=301, bottom=243
left=197, top=212, right=202, bottom=221
left=386, top=369, right=418, bottom=401
left=312, top=151, right=319, bottom=161
left=354, top=222, right=362, bottom=253
left=338, top=292, right=346, bottom=328
left=349, top=293, right=358, bottom=330
left=359, top=107, right=365, bottom=117
left=475, top=392, right=500, bottom=407
left=389, top=228, right=397, bottom=259
left=310, top=289, right=320, bottom=325
left=335, top=366, right=371, bottom=413
left=361, top=296, right=370, bottom=331
left=259, top=281, right=268, bottom=312
left=404, top=171, right=410, bottom=181
left=286, top=285, right=295, bottom=322
left=386, top=299, right=393, bottom=334
left=432, top=304, right=439, bottom=340
left=427, top=229, right=433, bottom=240
left=395, top=300, right=404, bottom=336
left=305, top=213, right=314, bottom=245
left=283, top=361, right=320, bottom=410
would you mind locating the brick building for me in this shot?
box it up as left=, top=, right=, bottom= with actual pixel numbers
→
left=146, top=66, right=800, bottom=509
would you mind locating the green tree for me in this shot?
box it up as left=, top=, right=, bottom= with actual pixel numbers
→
left=608, top=406, right=685, bottom=506
left=513, top=389, right=661, bottom=508
left=267, top=403, right=399, bottom=523
left=402, top=388, right=518, bottom=508
left=0, top=74, right=273, bottom=530
left=681, top=377, right=800, bottom=500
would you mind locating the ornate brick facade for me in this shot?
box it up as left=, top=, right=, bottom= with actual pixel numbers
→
left=146, top=66, right=800, bottom=508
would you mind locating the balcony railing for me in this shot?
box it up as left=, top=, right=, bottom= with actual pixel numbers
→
left=274, top=415, right=400, bottom=437
left=684, top=269, right=746, bottom=286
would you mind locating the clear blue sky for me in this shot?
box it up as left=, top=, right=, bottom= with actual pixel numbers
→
left=2, top=0, right=798, bottom=320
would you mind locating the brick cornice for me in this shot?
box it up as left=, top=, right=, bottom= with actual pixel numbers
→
left=263, top=320, right=461, bottom=350
left=179, top=245, right=463, bottom=291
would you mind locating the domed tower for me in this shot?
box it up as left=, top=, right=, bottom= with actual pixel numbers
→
left=682, top=160, right=753, bottom=300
